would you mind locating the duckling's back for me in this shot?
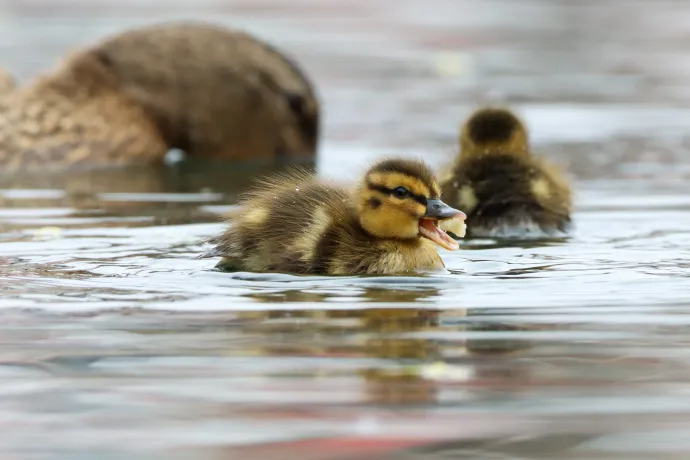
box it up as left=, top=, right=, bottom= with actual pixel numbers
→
left=442, top=107, right=572, bottom=237
left=212, top=170, right=352, bottom=273
left=443, top=153, right=571, bottom=237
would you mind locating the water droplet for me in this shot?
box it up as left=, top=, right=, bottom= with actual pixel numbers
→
left=164, top=148, right=186, bottom=165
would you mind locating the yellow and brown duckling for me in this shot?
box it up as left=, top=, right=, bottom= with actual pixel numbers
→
left=440, top=107, right=572, bottom=238
left=0, top=22, right=319, bottom=171
left=208, top=158, right=467, bottom=275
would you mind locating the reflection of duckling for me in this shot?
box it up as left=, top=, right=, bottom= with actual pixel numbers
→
left=440, top=108, right=572, bottom=237
left=0, top=22, right=319, bottom=171
left=209, top=158, right=467, bottom=275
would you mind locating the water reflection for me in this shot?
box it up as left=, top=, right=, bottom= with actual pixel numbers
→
left=359, top=308, right=445, bottom=406
left=230, top=302, right=545, bottom=410
left=245, top=287, right=441, bottom=304
left=0, top=160, right=313, bottom=233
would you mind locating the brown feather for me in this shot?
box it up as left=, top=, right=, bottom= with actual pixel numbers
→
left=0, top=22, right=319, bottom=171
left=442, top=107, right=572, bottom=236
left=0, top=67, right=15, bottom=97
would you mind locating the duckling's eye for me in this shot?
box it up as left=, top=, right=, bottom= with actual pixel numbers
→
left=392, top=187, right=410, bottom=199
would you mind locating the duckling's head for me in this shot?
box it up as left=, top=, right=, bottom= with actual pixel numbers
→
left=460, top=107, right=529, bottom=157
left=356, top=159, right=466, bottom=250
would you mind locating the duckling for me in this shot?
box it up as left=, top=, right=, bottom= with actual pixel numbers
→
left=0, top=22, right=319, bottom=171
left=440, top=107, right=572, bottom=238
left=208, top=158, right=467, bottom=275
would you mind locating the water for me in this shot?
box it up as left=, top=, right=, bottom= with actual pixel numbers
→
left=1, top=1, right=690, bottom=458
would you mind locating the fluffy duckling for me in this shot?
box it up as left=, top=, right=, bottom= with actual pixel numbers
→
left=440, top=107, right=572, bottom=238
left=0, top=22, right=319, bottom=171
left=209, top=158, right=467, bottom=275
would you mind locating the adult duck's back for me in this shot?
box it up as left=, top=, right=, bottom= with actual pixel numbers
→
left=0, top=22, right=319, bottom=171
left=0, top=67, right=15, bottom=98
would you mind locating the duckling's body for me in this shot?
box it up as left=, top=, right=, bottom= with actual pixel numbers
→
left=440, top=108, right=572, bottom=238
left=210, top=159, right=466, bottom=276
left=0, top=22, right=319, bottom=171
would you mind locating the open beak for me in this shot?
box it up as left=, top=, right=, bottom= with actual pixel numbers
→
left=418, top=199, right=467, bottom=251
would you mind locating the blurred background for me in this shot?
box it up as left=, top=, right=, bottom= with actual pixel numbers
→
left=0, top=1, right=690, bottom=459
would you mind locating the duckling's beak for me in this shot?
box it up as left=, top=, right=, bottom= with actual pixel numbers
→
left=419, top=199, right=467, bottom=251
left=425, top=199, right=465, bottom=220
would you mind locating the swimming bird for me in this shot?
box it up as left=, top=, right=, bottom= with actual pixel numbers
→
left=440, top=107, right=572, bottom=238
left=0, top=22, right=319, bottom=171
left=209, top=158, right=467, bottom=275
left=0, top=67, right=15, bottom=96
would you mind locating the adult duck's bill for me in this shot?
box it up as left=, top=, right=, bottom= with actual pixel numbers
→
left=419, top=199, right=467, bottom=250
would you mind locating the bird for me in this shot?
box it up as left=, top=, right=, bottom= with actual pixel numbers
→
left=0, top=21, right=319, bottom=171
left=439, top=107, right=572, bottom=238
left=207, top=157, right=467, bottom=275
left=0, top=67, right=15, bottom=96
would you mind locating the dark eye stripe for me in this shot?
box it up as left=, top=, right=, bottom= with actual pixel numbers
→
left=366, top=181, right=428, bottom=206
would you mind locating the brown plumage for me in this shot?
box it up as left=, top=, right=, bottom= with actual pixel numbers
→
left=0, top=67, right=15, bottom=96
left=0, top=22, right=319, bottom=171
left=208, top=158, right=467, bottom=275
left=440, top=107, right=572, bottom=238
